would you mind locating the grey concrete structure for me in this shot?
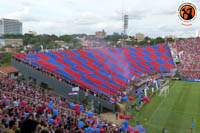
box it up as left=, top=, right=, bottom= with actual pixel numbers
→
left=0, top=18, right=22, bottom=35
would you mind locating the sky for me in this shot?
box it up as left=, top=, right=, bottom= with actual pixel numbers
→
left=1, top=0, right=200, bottom=37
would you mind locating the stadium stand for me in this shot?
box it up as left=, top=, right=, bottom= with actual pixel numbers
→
left=0, top=76, right=122, bottom=132
left=168, top=38, right=200, bottom=79
left=0, top=44, right=176, bottom=132
left=13, top=44, right=175, bottom=98
left=13, top=44, right=175, bottom=97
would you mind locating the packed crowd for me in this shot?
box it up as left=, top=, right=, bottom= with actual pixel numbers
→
left=13, top=57, right=126, bottom=104
left=169, top=38, right=200, bottom=79
left=0, top=76, right=123, bottom=133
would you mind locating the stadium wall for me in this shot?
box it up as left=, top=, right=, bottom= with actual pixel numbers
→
left=11, top=58, right=115, bottom=112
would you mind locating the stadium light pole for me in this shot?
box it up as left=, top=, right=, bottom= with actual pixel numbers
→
left=121, top=0, right=128, bottom=48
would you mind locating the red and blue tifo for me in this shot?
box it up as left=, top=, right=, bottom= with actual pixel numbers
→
left=14, top=44, right=175, bottom=97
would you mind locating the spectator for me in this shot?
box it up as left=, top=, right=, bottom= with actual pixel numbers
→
left=168, top=38, right=200, bottom=79
left=55, top=129, right=63, bottom=133
left=40, top=129, right=49, bottom=133
left=116, top=112, right=118, bottom=120
left=0, top=76, right=121, bottom=132
left=20, top=119, right=39, bottom=133
left=5, top=120, right=16, bottom=133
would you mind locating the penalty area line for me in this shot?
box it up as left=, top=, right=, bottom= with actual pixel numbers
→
left=147, top=81, right=177, bottom=124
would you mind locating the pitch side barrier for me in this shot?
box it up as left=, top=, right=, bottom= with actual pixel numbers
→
left=180, top=78, right=200, bottom=82
left=134, top=72, right=175, bottom=87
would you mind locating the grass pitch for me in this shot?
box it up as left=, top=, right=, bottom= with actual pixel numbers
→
left=130, top=81, right=200, bottom=133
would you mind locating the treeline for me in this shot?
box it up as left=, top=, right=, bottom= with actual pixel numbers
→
left=0, top=34, right=75, bottom=50
left=0, top=34, right=73, bottom=45
left=105, top=32, right=177, bottom=46
left=0, top=33, right=186, bottom=50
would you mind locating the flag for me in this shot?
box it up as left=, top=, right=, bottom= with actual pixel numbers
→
left=139, top=88, right=143, bottom=96
left=131, top=75, right=135, bottom=80
left=109, top=97, right=116, bottom=104
left=68, top=92, right=78, bottom=96
left=158, top=79, right=161, bottom=87
left=155, top=79, right=159, bottom=90
left=152, top=84, right=154, bottom=92
left=72, top=87, right=79, bottom=92
left=151, top=81, right=154, bottom=87
left=146, top=86, right=149, bottom=91
left=137, top=89, right=140, bottom=95
left=40, top=45, right=44, bottom=52
left=144, top=88, right=147, bottom=96
left=138, top=95, right=141, bottom=104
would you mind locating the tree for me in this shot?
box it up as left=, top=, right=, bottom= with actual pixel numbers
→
left=150, top=37, right=165, bottom=45
left=32, top=42, right=41, bottom=50
left=0, top=52, right=13, bottom=66
left=59, top=35, right=73, bottom=42
left=0, top=48, right=5, bottom=51
left=1, top=34, right=23, bottom=39
left=69, top=43, right=83, bottom=50
left=23, top=34, right=34, bottom=45
left=155, top=37, right=165, bottom=43
left=28, top=37, right=37, bottom=44
left=144, top=36, right=151, bottom=42
left=137, top=40, right=148, bottom=45
left=166, top=38, right=174, bottom=42
left=178, top=38, right=185, bottom=41
left=46, top=43, right=55, bottom=49
left=126, top=40, right=137, bottom=46
left=51, top=34, right=58, bottom=40
left=105, top=32, right=123, bottom=42
left=16, top=48, right=24, bottom=52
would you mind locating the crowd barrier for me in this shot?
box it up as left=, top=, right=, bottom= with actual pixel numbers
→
left=180, top=78, right=200, bottom=82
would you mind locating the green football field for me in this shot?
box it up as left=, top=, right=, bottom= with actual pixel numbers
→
left=130, top=80, right=200, bottom=133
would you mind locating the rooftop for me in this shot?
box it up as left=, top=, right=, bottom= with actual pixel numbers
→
left=0, top=66, right=19, bottom=74
left=0, top=72, right=6, bottom=77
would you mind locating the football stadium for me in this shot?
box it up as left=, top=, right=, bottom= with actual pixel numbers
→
left=0, top=37, right=196, bottom=133
left=1, top=0, right=200, bottom=132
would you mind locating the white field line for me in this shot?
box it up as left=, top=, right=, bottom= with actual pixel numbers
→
left=148, top=107, right=200, bottom=116
left=178, top=92, right=185, bottom=104
left=145, top=123, right=200, bottom=133
left=147, top=81, right=177, bottom=123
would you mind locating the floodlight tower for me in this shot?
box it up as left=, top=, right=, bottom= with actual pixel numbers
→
left=121, top=0, right=128, bottom=47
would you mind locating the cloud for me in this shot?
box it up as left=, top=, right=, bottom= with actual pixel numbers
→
left=73, top=12, right=100, bottom=25
left=59, top=0, right=74, bottom=6
left=153, top=9, right=176, bottom=15
left=1, top=0, right=199, bottom=37
left=7, top=8, right=39, bottom=22
left=154, top=24, right=200, bottom=37
left=158, top=25, right=177, bottom=32
left=109, top=9, right=147, bottom=21
left=128, top=9, right=148, bottom=20
left=96, top=23, right=108, bottom=30
left=20, top=1, right=35, bottom=7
